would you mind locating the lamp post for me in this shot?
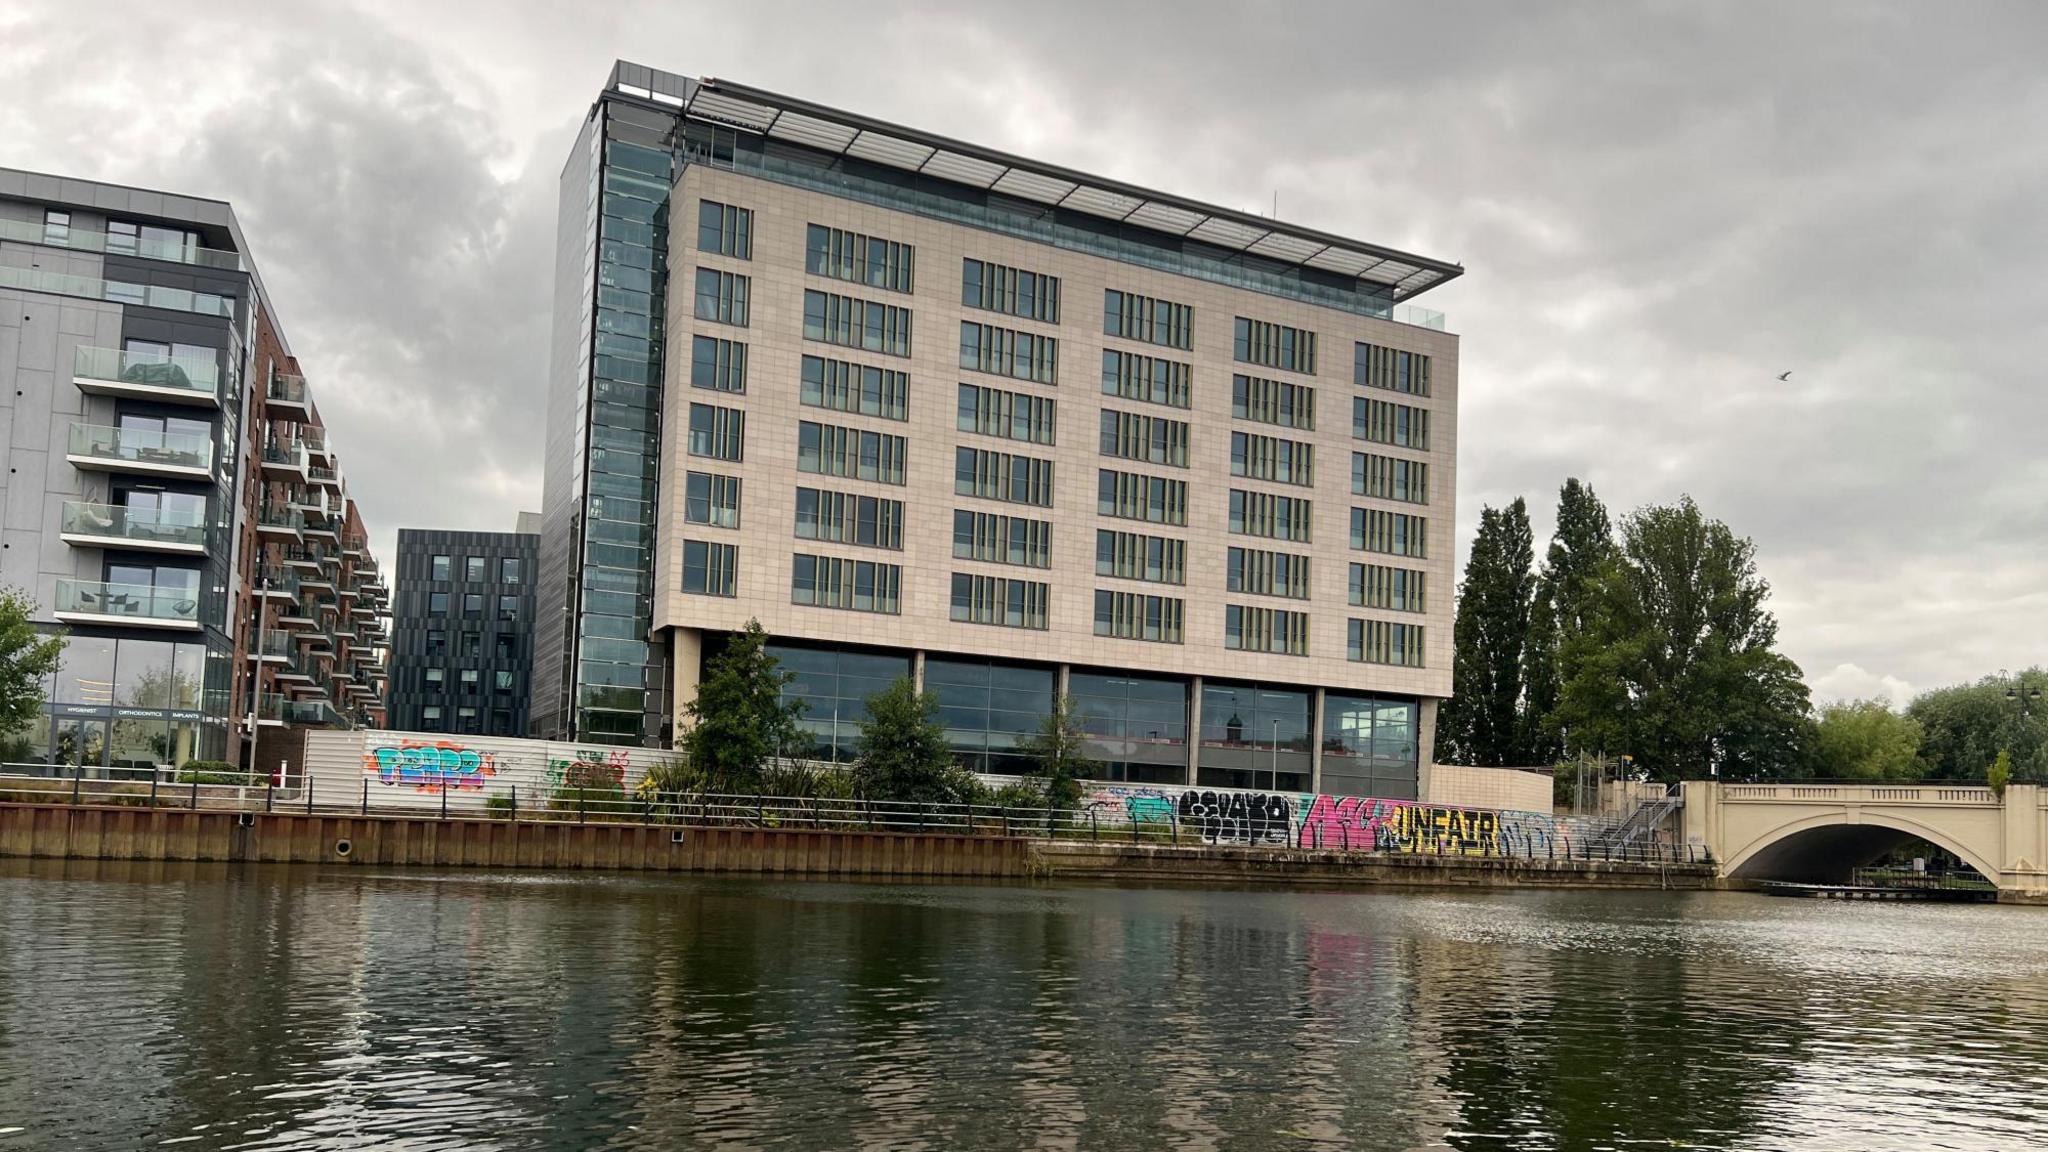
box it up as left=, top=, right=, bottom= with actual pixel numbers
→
left=1270, top=719, right=1280, bottom=791
left=245, top=574, right=267, bottom=785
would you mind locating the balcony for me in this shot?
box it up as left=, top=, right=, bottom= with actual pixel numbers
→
left=261, top=435, right=309, bottom=480
left=340, top=534, right=367, bottom=558
left=282, top=544, right=328, bottom=572
left=267, top=373, right=311, bottom=417
left=271, top=646, right=314, bottom=683
left=52, top=579, right=200, bottom=630
left=287, top=700, right=351, bottom=729
left=254, top=568, right=301, bottom=601
left=255, top=502, right=303, bottom=539
left=72, top=347, right=222, bottom=408
left=252, top=692, right=290, bottom=727
left=247, top=632, right=294, bottom=663
left=309, top=464, right=341, bottom=491
left=59, top=502, right=207, bottom=555
left=275, top=596, right=318, bottom=630
left=67, top=422, right=212, bottom=479
left=0, top=216, right=244, bottom=272
left=301, top=428, right=332, bottom=463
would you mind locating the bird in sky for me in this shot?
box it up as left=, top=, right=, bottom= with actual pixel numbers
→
left=1777, top=371, right=1793, bottom=381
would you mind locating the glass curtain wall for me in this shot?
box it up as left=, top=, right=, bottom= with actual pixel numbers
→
left=1321, top=693, right=1420, bottom=799
left=1070, top=670, right=1188, bottom=784
left=574, top=101, right=677, bottom=743
left=766, top=642, right=910, bottom=763
left=924, top=657, right=1053, bottom=776
left=1198, top=680, right=1312, bottom=792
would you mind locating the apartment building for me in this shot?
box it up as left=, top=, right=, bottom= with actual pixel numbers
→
left=387, top=524, right=538, bottom=736
left=0, top=168, right=387, bottom=776
left=537, top=64, right=1457, bottom=798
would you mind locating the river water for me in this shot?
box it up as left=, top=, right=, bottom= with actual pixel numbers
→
left=1, top=863, right=2045, bottom=1151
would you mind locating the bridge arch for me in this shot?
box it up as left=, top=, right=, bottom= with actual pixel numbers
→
left=1723, top=810, right=2001, bottom=886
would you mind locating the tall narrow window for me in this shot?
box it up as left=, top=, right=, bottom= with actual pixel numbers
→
left=696, top=200, right=753, bottom=259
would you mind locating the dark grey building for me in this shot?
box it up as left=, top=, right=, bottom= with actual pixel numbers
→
left=389, top=526, right=537, bottom=736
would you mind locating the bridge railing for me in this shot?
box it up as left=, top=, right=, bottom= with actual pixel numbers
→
left=1718, top=782, right=1998, bottom=803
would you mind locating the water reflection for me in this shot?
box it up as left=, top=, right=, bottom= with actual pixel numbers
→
left=2, top=862, right=2047, bottom=1150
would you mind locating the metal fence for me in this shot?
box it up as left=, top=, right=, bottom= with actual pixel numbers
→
left=0, top=764, right=1705, bottom=865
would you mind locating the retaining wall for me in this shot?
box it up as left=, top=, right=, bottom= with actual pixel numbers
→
left=1036, top=840, right=1718, bottom=889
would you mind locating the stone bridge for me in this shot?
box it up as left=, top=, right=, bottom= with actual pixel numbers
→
left=1682, top=781, right=2048, bottom=898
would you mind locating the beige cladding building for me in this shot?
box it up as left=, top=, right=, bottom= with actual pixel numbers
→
left=545, top=65, right=1460, bottom=797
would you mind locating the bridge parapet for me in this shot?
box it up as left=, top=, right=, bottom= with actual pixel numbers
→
left=1721, top=783, right=1996, bottom=805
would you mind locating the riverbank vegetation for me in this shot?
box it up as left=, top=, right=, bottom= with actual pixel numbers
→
left=1438, top=478, right=2039, bottom=785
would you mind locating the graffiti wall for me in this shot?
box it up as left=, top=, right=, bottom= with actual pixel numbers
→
left=304, top=730, right=673, bottom=812
left=1080, top=781, right=1586, bottom=857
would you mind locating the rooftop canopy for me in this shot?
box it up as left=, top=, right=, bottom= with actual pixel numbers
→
left=659, top=75, right=1462, bottom=302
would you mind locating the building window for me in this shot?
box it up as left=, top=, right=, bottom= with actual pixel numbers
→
left=801, top=355, right=908, bottom=421
left=807, top=224, right=914, bottom=292
left=1101, top=350, right=1191, bottom=409
left=426, top=629, right=447, bottom=656
left=949, top=573, right=1049, bottom=630
left=953, top=510, right=1052, bottom=568
left=685, top=471, right=743, bottom=528
left=693, top=268, right=750, bottom=327
left=1350, top=619, right=1426, bottom=666
left=1096, top=469, right=1187, bottom=526
left=1104, top=290, right=1193, bottom=350
left=690, top=336, right=748, bottom=393
left=791, top=553, right=901, bottom=614
left=1233, top=374, right=1316, bottom=430
left=1228, top=490, right=1313, bottom=543
left=495, top=670, right=516, bottom=692
left=1231, top=431, right=1315, bottom=486
left=498, top=594, right=519, bottom=620
left=959, top=321, right=1057, bottom=384
left=43, top=210, right=70, bottom=245
left=1234, top=317, right=1317, bottom=374
left=803, top=289, right=912, bottom=357
left=459, top=631, right=481, bottom=658
left=425, top=667, right=445, bottom=685
left=962, top=258, right=1059, bottom=323
left=1228, top=547, right=1312, bottom=599
left=491, top=710, right=514, bottom=735
left=1225, top=605, right=1311, bottom=656
left=429, top=591, right=449, bottom=614
left=464, top=556, right=485, bottom=581
left=682, top=540, right=738, bottom=597
left=1352, top=453, right=1429, bottom=503
left=463, top=593, right=483, bottom=615
left=422, top=705, right=443, bottom=724
left=494, top=634, right=516, bottom=660
left=1351, top=564, right=1427, bottom=613
left=1354, top=396, right=1430, bottom=450
left=688, top=403, right=745, bottom=461
left=1094, top=530, right=1185, bottom=584
left=1094, top=590, right=1184, bottom=643
left=924, top=657, right=1057, bottom=776
left=697, top=200, right=753, bottom=259
left=457, top=706, right=479, bottom=732
left=460, top=669, right=481, bottom=692
left=797, top=420, right=906, bottom=485
left=959, top=383, right=1057, bottom=446
left=1099, top=410, right=1189, bottom=468
left=430, top=555, right=451, bottom=580
left=500, top=557, right=522, bottom=584
left=1355, top=342, right=1432, bottom=396
left=797, top=489, right=904, bottom=550
left=954, top=447, right=1055, bottom=507
left=1071, top=670, right=1189, bottom=785
left=1351, top=508, right=1428, bottom=559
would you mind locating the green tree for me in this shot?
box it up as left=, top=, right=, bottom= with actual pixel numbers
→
left=675, top=619, right=805, bottom=794
left=1018, top=693, right=1092, bottom=811
left=852, top=676, right=971, bottom=804
left=1553, top=496, right=1811, bottom=781
left=1436, top=498, right=1538, bottom=766
left=1906, top=668, right=2048, bottom=781
left=1810, top=698, right=1923, bottom=780
left=1989, top=749, right=2013, bottom=798
left=1527, top=478, right=1613, bottom=760
left=0, top=588, right=64, bottom=737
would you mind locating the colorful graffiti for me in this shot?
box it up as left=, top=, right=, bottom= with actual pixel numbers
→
left=366, top=740, right=499, bottom=793
left=544, top=748, right=631, bottom=792
left=1079, top=782, right=1579, bottom=858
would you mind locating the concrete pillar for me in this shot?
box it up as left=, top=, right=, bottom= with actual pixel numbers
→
left=669, top=628, right=703, bottom=742
left=1416, top=698, right=1440, bottom=802
left=1310, top=687, right=1326, bottom=795
left=1056, top=663, right=1070, bottom=702
left=912, top=649, right=926, bottom=692
left=1184, top=675, right=1203, bottom=787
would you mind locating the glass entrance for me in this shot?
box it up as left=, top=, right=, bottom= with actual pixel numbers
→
left=54, top=717, right=108, bottom=775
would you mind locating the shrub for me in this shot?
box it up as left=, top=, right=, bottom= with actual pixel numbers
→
left=176, top=760, right=249, bottom=786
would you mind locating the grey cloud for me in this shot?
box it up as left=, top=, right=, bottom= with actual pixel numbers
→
left=5, top=0, right=2044, bottom=701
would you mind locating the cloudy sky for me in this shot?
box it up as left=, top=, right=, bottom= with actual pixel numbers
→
left=4, top=0, right=2043, bottom=704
